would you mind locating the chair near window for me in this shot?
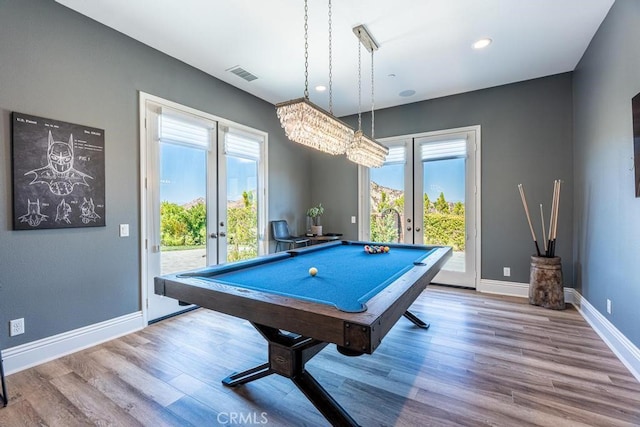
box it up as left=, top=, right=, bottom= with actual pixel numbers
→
left=271, top=220, right=309, bottom=252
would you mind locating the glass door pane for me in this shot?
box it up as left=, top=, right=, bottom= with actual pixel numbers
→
left=414, top=130, right=477, bottom=288
left=369, top=142, right=412, bottom=244
left=223, top=155, right=258, bottom=262
left=370, top=163, right=405, bottom=243
left=422, top=157, right=466, bottom=273
left=160, top=142, right=208, bottom=274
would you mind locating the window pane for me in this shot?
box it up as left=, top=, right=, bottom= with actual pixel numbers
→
left=226, top=156, right=258, bottom=262
left=423, top=157, right=465, bottom=272
left=370, top=163, right=405, bottom=243
left=160, top=142, right=207, bottom=274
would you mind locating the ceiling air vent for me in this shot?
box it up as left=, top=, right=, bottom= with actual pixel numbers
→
left=227, top=66, right=258, bottom=82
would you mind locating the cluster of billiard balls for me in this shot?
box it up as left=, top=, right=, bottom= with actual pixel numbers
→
left=364, top=245, right=390, bottom=254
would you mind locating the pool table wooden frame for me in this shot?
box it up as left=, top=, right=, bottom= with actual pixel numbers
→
left=155, top=241, right=451, bottom=426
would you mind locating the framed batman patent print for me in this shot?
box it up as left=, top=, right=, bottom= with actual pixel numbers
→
left=11, top=112, right=105, bottom=230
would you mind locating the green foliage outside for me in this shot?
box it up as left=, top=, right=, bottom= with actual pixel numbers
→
left=226, top=191, right=258, bottom=262
left=371, top=190, right=405, bottom=243
left=370, top=187, right=465, bottom=251
left=161, top=201, right=206, bottom=247
left=160, top=190, right=258, bottom=262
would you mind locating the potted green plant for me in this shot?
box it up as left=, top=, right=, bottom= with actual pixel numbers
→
left=306, top=203, right=324, bottom=236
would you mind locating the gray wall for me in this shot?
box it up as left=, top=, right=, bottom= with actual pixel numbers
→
left=314, top=74, right=574, bottom=284
left=0, top=0, right=311, bottom=347
left=573, top=0, right=640, bottom=347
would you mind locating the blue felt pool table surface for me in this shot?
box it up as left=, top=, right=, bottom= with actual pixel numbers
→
left=179, top=241, right=435, bottom=313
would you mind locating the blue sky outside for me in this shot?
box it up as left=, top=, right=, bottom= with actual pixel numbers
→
left=371, top=158, right=466, bottom=203
left=160, top=143, right=256, bottom=206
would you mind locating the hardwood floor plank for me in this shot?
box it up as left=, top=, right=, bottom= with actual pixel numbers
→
left=89, top=348, right=184, bottom=407
left=49, top=372, right=144, bottom=426
left=62, top=351, right=192, bottom=427
left=164, top=395, right=222, bottom=426
left=1, top=369, right=93, bottom=427
left=512, top=390, right=638, bottom=427
left=0, top=399, right=48, bottom=427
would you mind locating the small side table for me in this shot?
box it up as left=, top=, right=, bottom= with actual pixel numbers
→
left=0, top=349, right=7, bottom=406
left=306, top=233, right=342, bottom=245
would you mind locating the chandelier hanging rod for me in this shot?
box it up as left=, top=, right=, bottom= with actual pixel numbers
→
left=275, top=0, right=353, bottom=156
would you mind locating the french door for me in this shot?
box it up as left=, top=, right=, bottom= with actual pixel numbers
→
left=141, top=93, right=267, bottom=322
left=363, top=126, right=479, bottom=288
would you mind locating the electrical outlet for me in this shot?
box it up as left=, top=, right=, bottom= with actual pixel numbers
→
left=503, top=267, right=511, bottom=277
left=606, top=299, right=612, bottom=314
left=10, top=318, right=25, bottom=336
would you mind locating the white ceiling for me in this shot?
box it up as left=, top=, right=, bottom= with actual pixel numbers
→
left=56, top=0, right=614, bottom=117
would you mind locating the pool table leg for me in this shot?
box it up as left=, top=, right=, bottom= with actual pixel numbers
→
left=403, top=310, right=430, bottom=329
left=221, top=323, right=361, bottom=427
left=293, top=370, right=361, bottom=427
left=221, top=363, right=274, bottom=387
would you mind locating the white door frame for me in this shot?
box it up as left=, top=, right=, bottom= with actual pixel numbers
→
left=139, top=91, right=269, bottom=324
left=358, top=125, right=481, bottom=289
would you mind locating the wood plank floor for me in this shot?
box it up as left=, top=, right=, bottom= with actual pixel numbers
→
left=1, top=285, right=639, bottom=426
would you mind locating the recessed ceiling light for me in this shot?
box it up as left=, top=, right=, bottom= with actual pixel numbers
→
left=315, top=85, right=327, bottom=92
left=399, top=89, right=416, bottom=97
left=472, top=38, right=492, bottom=49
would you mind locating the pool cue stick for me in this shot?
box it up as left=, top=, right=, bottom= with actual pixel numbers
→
left=540, top=203, right=547, bottom=253
left=551, top=180, right=561, bottom=257
left=547, top=180, right=558, bottom=257
left=518, top=184, right=541, bottom=256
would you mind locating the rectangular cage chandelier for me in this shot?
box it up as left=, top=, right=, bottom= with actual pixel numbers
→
left=346, top=24, right=388, bottom=168
left=276, top=97, right=353, bottom=156
left=276, top=1, right=388, bottom=167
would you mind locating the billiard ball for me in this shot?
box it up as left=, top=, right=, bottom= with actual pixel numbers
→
left=309, top=267, right=318, bottom=276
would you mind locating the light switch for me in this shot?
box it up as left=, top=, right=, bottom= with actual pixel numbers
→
left=119, top=223, right=130, bottom=237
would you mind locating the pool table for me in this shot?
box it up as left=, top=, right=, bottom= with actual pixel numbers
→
left=155, top=240, right=451, bottom=426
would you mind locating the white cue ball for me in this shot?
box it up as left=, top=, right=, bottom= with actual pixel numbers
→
left=309, top=267, right=318, bottom=276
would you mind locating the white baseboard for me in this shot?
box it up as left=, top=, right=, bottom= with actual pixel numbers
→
left=2, top=311, right=145, bottom=375
left=478, top=279, right=529, bottom=297
left=477, top=279, right=639, bottom=382
left=478, top=279, right=575, bottom=303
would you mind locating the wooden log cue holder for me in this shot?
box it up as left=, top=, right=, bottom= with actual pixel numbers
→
left=529, top=255, right=565, bottom=310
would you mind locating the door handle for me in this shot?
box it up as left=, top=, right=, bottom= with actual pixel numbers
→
left=415, top=227, right=421, bottom=232
left=210, top=233, right=217, bottom=239
left=219, top=231, right=227, bottom=237
left=407, top=226, right=412, bottom=231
